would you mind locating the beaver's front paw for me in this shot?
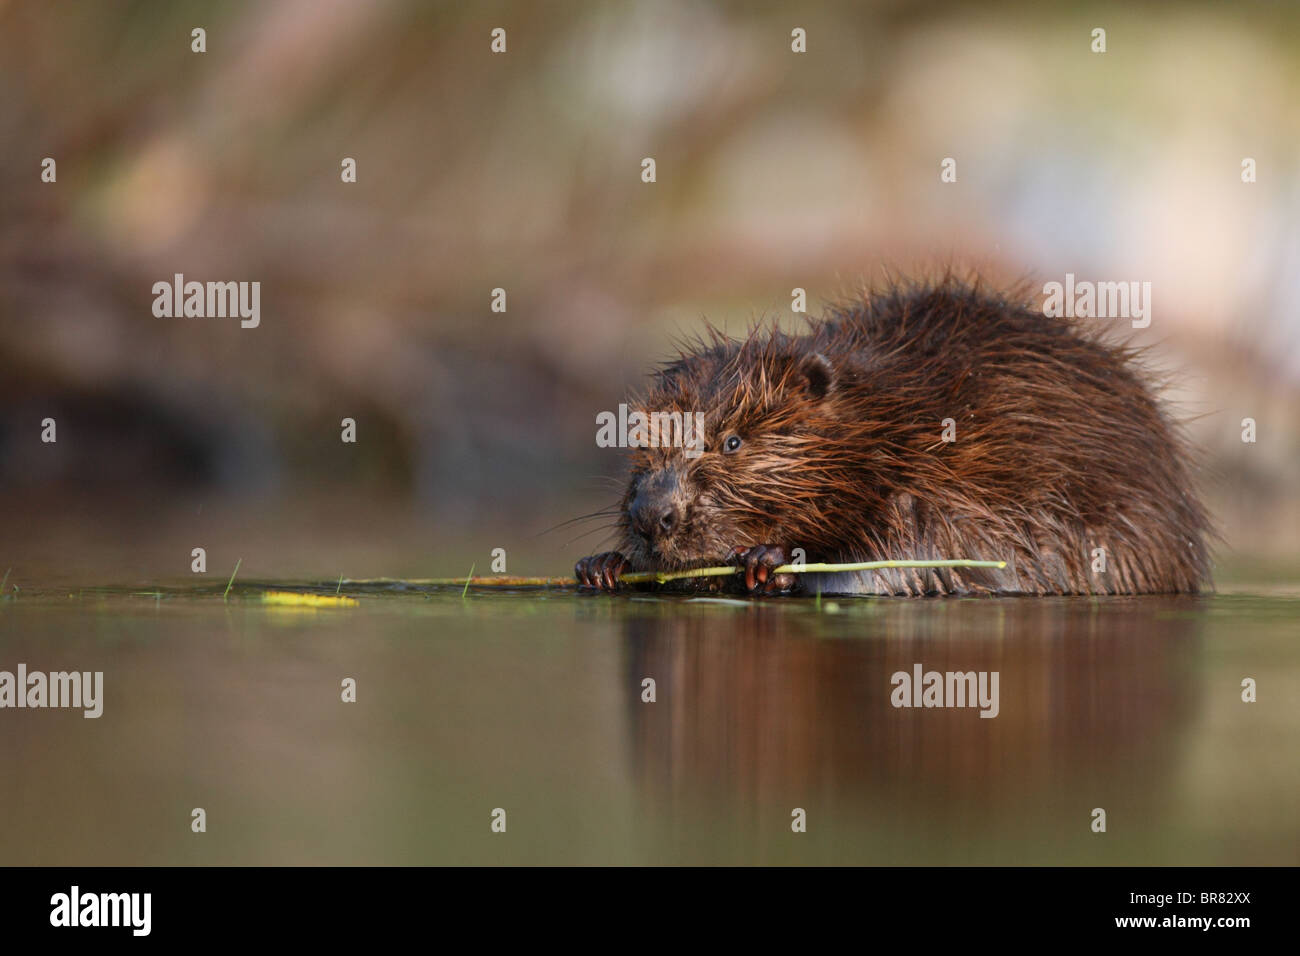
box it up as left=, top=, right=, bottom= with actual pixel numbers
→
left=727, top=545, right=798, bottom=594
left=575, top=552, right=630, bottom=591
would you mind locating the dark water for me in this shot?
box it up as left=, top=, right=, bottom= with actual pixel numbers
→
left=1, top=583, right=1296, bottom=865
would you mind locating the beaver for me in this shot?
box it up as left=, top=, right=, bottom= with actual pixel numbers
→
left=576, top=277, right=1212, bottom=596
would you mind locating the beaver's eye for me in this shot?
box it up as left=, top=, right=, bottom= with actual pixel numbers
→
left=723, top=435, right=743, bottom=454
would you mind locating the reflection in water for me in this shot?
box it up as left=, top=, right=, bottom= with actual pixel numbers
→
left=621, top=597, right=1206, bottom=862
left=0, top=588, right=1294, bottom=864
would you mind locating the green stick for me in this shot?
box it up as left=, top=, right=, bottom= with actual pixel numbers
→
left=345, top=575, right=581, bottom=587
left=224, top=558, right=242, bottom=602
left=341, top=559, right=1006, bottom=589
left=622, top=558, right=1005, bottom=585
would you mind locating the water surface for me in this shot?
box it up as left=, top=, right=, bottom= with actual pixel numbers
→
left=1, top=583, right=1296, bottom=865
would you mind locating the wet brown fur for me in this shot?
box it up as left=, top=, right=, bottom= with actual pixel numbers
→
left=591, top=275, right=1212, bottom=595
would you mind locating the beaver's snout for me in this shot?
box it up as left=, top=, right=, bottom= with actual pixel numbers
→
left=629, top=468, right=686, bottom=543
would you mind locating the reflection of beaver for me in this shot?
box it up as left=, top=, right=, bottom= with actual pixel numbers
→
left=617, top=597, right=1207, bottom=863
left=577, top=277, right=1212, bottom=595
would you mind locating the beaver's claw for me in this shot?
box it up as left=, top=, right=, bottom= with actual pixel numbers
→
left=575, top=551, right=630, bottom=591
left=727, top=544, right=798, bottom=594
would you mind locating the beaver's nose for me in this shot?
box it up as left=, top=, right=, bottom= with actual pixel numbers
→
left=629, top=472, right=683, bottom=540
left=630, top=495, right=678, bottom=539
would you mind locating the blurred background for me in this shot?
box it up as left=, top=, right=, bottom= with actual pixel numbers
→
left=1, top=0, right=1298, bottom=871
left=1, top=0, right=1298, bottom=585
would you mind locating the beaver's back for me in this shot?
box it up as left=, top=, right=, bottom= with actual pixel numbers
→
left=798, top=280, right=1212, bottom=595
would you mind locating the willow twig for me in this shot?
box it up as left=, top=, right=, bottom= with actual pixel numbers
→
left=340, top=559, right=1006, bottom=589
left=224, top=558, right=242, bottom=602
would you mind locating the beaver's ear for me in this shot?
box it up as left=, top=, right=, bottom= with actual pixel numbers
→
left=798, top=352, right=834, bottom=400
